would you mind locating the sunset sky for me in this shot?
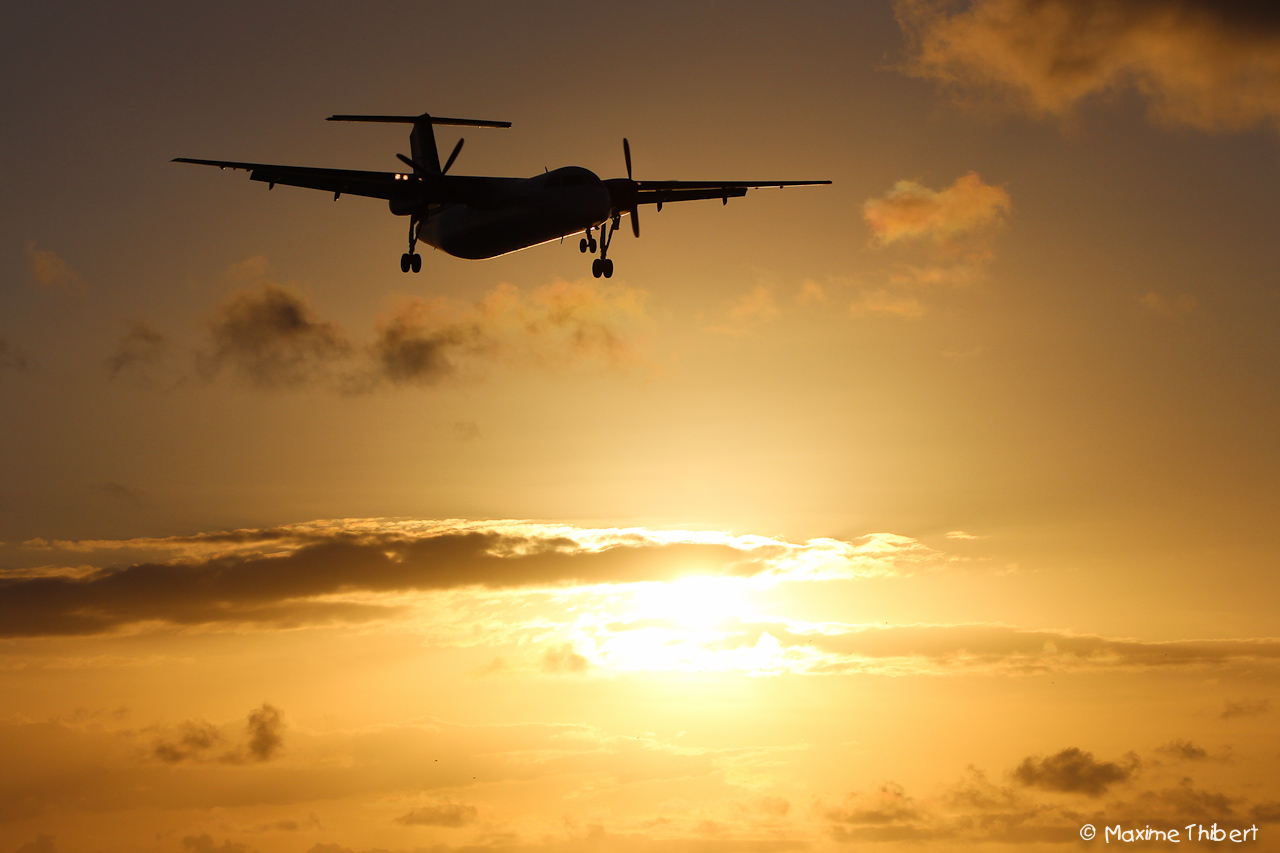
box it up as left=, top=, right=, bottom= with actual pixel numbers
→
left=4, top=2, right=1280, bottom=851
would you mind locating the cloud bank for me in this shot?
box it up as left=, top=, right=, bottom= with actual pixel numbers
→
left=896, top=0, right=1280, bottom=131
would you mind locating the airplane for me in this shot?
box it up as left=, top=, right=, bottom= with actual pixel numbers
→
left=174, top=112, right=831, bottom=277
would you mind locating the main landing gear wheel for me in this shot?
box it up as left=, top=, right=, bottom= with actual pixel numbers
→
left=400, top=253, right=422, bottom=273
left=591, top=258, right=615, bottom=279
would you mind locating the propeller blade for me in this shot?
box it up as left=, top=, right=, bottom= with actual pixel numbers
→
left=396, top=153, right=430, bottom=174
left=623, top=138, right=632, bottom=180
left=631, top=206, right=640, bottom=238
left=442, top=138, right=465, bottom=174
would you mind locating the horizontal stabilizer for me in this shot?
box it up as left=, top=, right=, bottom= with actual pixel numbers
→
left=327, top=114, right=511, bottom=128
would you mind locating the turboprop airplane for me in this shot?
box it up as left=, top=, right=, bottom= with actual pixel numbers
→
left=174, top=112, right=831, bottom=277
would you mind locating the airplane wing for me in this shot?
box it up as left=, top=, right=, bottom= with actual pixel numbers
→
left=631, top=179, right=831, bottom=207
left=172, top=158, right=415, bottom=200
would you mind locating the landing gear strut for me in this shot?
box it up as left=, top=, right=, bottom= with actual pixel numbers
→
left=400, top=215, right=422, bottom=273
left=590, top=217, right=618, bottom=279
left=579, top=227, right=598, bottom=255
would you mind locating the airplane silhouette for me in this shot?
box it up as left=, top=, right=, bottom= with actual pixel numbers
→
left=174, top=112, right=831, bottom=277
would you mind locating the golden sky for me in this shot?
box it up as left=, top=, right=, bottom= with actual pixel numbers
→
left=3, top=2, right=1280, bottom=851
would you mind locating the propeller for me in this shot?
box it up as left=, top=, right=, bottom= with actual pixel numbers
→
left=396, top=137, right=465, bottom=175
left=622, top=138, right=639, bottom=238
left=442, top=138, right=465, bottom=174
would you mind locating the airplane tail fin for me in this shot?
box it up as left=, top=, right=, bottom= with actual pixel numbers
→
left=327, top=113, right=511, bottom=175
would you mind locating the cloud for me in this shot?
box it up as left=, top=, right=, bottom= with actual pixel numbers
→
left=542, top=642, right=591, bottom=674
left=105, top=321, right=171, bottom=382
left=181, top=835, right=256, bottom=853
left=895, top=0, right=1280, bottom=132
left=1139, top=291, right=1198, bottom=316
left=0, top=338, right=31, bottom=372
left=0, top=713, right=732, bottom=824
left=95, top=481, right=146, bottom=508
left=864, top=172, right=1011, bottom=247
left=14, top=836, right=57, bottom=853
left=1012, top=747, right=1138, bottom=796
left=0, top=521, right=939, bottom=638
left=393, top=799, right=479, bottom=827
left=1155, top=739, right=1208, bottom=761
left=152, top=719, right=224, bottom=763
left=25, top=243, right=82, bottom=289
left=150, top=704, right=284, bottom=764
left=1221, top=697, right=1270, bottom=719
left=705, top=285, right=781, bottom=335
left=862, top=172, right=1010, bottom=297
left=243, top=703, right=285, bottom=762
left=847, top=289, right=927, bottom=318
left=190, top=260, right=647, bottom=392
left=199, top=284, right=352, bottom=388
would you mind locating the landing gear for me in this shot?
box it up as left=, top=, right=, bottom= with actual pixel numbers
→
left=579, top=228, right=598, bottom=254
left=401, top=216, right=422, bottom=273
left=590, top=219, right=618, bottom=278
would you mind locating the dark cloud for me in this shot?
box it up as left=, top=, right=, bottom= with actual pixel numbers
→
left=1131, top=779, right=1237, bottom=821
left=96, top=481, right=146, bottom=508
left=1221, top=698, right=1270, bottom=719
left=181, top=835, right=256, bottom=853
left=1251, top=802, right=1280, bottom=823
left=152, top=719, right=223, bottom=763
left=824, top=783, right=921, bottom=837
left=370, top=301, right=477, bottom=386
left=1, top=338, right=31, bottom=372
left=1012, top=747, right=1138, bottom=796
left=0, top=527, right=759, bottom=637
left=199, top=285, right=351, bottom=388
left=149, top=705, right=282, bottom=764
left=186, top=265, right=647, bottom=393
left=1155, top=739, right=1208, bottom=761
left=393, top=800, right=478, bottom=827
left=105, top=321, right=169, bottom=381
left=243, top=703, right=284, bottom=762
left=896, top=0, right=1280, bottom=131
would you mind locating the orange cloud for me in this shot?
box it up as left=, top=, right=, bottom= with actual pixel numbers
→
left=896, top=0, right=1280, bottom=131
left=24, top=243, right=82, bottom=289
left=848, top=289, right=928, bottom=318
left=864, top=172, right=1011, bottom=247
left=863, top=172, right=1010, bottom=297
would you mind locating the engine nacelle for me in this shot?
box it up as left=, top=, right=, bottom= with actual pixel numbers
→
left=388, top=197, right=422, bottom=217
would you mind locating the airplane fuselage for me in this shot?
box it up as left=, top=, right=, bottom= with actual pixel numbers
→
left=414, top=166, right=612, bottom=260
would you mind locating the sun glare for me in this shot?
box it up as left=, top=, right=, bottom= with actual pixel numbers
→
left=628, top=575, right=753, bottom=629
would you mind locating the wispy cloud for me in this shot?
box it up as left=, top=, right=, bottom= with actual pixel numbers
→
left=895, top=0, right=1280, bottom=132
left=861, top=172, right=1011, bottom=307
left=183, top=260, right=649, bottom=392
left=393, top=799, right=478, bottom=827
left=25, top=243, right=82, bottom=290
left=1220, top=697, right=1270, bottom=719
